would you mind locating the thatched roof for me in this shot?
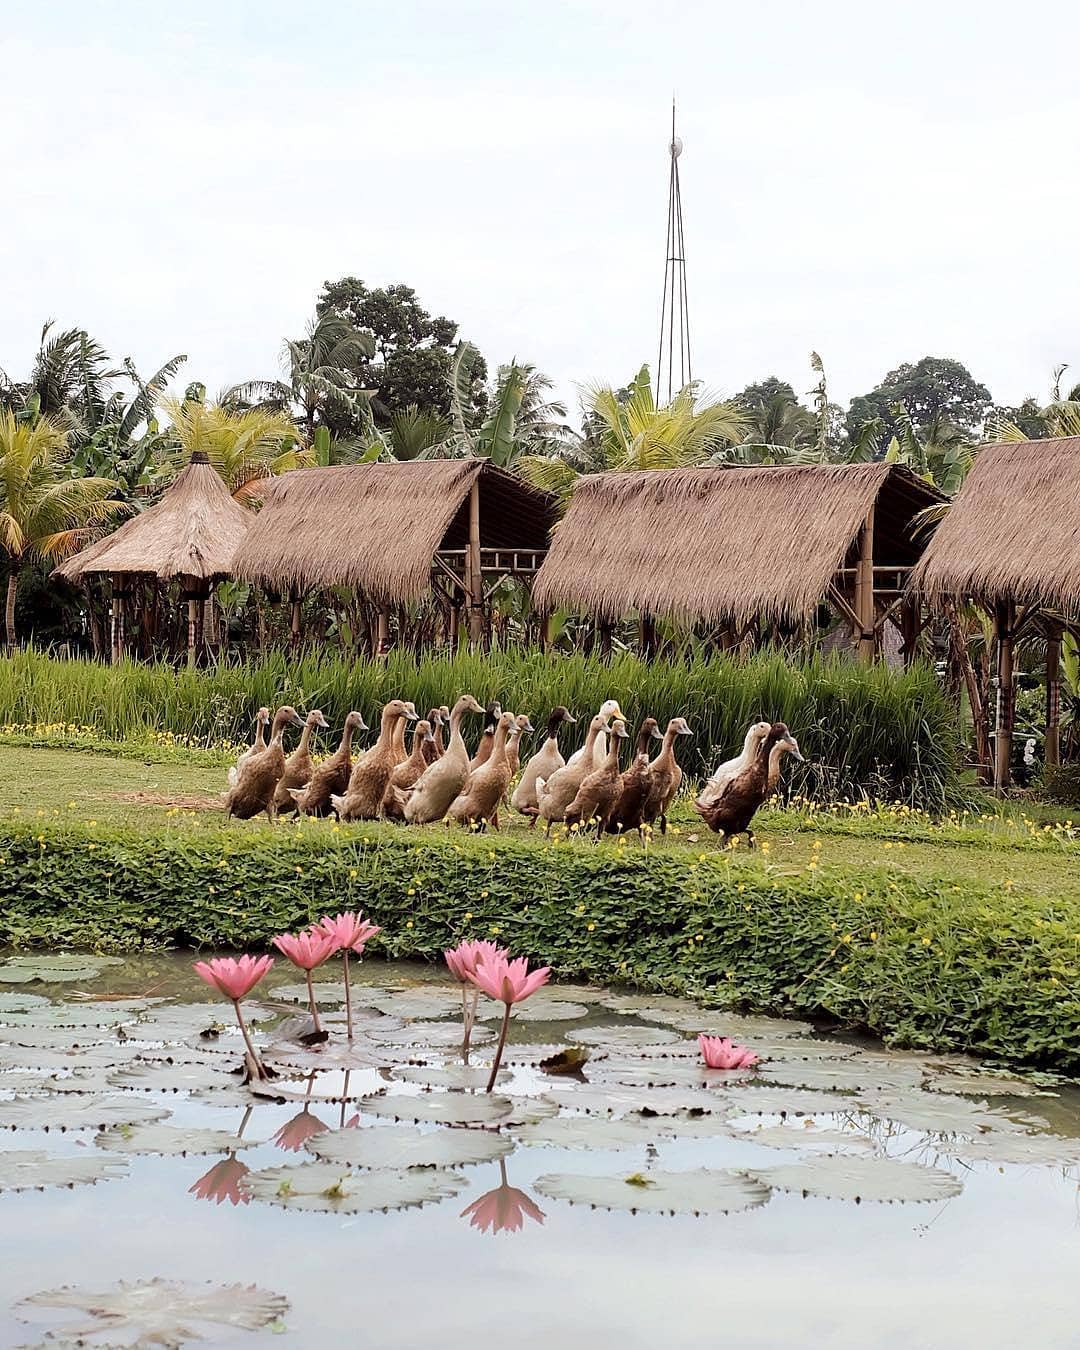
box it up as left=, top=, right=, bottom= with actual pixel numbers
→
left=531, top=462, right=943, bottom=627
left=909, top=436, right=1080, bottom=614
left=233, top=459, right=557, bottom=602
left=55, top=453, right=251, bottom=583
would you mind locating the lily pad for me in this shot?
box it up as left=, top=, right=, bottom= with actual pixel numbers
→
left=358, top=1091, right=514, bottom=1125
left=0, top=954, right=124, bottom=984
left=863, top=1092, right=1046, bottom=1137
left=512, top=1115, right=659, bottom=1150
left=0, top=1071, right=112, bottom=1095
left=0, top=1045, right=138, bottom=1073
left=598, top=992, right=696, bottom=1014
left=363, top=989, right=463, bottom=1020
left=0, top=1025, right=116, bottom=1050
left=107, top=1060, right=239, bottom=1093
left=755, top=1062, right=923, bottom=1093
left=241, top=1161, right=465, bottom=1213
left=369, top=1021, right=493, bottom=1048
left=0, top=990, right=49, bottom=1013
left=14, top=1278, right=288, bottom=1346
left=751, top=1154, right=963, bottom=1203
left=0, top=1095, right=169, bottom=1131
left=942, top=1133, right=1080, bottom=1165
left=721, top=1086, right=861, bottom=1118
left=543, top=1085, right=729, bottom=1117
left=261, top=1043, right=396, bottom=1075
left=502, top=1043, right=608, bottom=1066
left=571, top=1025, right=683, bottom=1049
left=0, top=1149, right=129, bottom=1192
left=392, top=1064, right=510, bottom=1090
left=637, top=1009, right=816, bottom=1039
left=477, top=1000, right=590, bottom=1023
left=534, top=1167, right=772, bottom=1216
left=921, top=1067, right=1052, bottom=1099
left=500, top=1096, right=561, bottom=1125
left=731, top=1124, right=875, bottom=1152
left=266, top=980, right=348, bottom=1008
left=307, top=1123, right=513, bottom=1168
left=95, top=1123, right=257, bottom=1156
left=588, top=1060, right=754, bottom=1090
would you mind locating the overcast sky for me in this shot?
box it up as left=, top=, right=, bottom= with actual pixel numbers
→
left=3, top=0, right=1079, bottom=423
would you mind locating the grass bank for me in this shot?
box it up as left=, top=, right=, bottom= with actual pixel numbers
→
left=1, top=745, right=1077, bottom=1073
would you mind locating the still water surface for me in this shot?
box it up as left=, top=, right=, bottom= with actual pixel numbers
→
left=0, top=954, right=1078, bottom=1349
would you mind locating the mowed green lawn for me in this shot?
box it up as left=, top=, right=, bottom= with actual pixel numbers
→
left=4, top=744, right=1080, bottom=906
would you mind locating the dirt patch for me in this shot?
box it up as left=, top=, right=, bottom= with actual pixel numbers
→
left=111, top=791, right=223, bottom=811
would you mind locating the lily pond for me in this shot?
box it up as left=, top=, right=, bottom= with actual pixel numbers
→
left=1, top=956, right=1079, bottom=1349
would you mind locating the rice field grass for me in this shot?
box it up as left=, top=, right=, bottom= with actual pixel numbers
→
left=4, top=744, right=1079, bottom=906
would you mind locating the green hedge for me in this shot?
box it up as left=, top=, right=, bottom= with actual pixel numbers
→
left=0, top=647, right=963, bottom=807
left=1, top=818, right=1075, bottom=1071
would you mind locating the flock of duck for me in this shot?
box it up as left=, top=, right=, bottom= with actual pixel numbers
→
left=223, top=696, right=803, bottom=846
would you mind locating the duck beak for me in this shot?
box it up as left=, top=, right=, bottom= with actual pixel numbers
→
left=523, top=720, right=535, bottom=734
left=786, top=737, right=805, bottom=761
left=405, top=706, right=419, bottom=722
left=290, top=712, right=306, bottom=728
left=650, top=725, right=664, bottom=739
left=424, top=730, right=436, bottom=744
left=676, top=722, right=692, bottom=736
left=564, top=712, right=577, bottom=724
left=315, top=712, right=330, bottom=729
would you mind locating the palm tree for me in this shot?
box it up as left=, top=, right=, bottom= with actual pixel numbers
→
left=519, top=364, right=746, bottom=499
left=226, top=314, right=375, bottom=443
left=0, top=409, right=123, bottom=646
left=159, top=397, right=309, bottom=503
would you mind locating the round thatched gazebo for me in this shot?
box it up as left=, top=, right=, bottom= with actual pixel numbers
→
left=54, top=452, right=251, bottom=665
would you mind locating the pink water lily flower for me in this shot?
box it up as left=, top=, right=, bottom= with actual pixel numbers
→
left=698, top=1034, right=760, bottom=1070
left=315, top=911, right=382, bottom=954
left=273, top=929, right=338, bottom=1034
left=313, top=912, right=382, bottom=1041
left=445, top=939, right=508, bottom=1059
left=468, top=954, right=552, bottom=1091
left=468, top=955, right=551, bottom=1006
left=192, top=955, right=274, bottom=1080
left=444, top=939, right=507, bottom=985
left=194, top=955, right=274, bottom=1002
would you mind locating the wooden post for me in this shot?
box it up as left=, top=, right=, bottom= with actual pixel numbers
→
left=598, top=619, right=613, bottom=658
left=290, top=592, right=302, bottom=651
left=993, top=599, right=1015, bottom=794
left=466, top=479, right=484, bottom=644
left=185, top=586, right=198, bottom=670
left=376, top=608, right=389, bottom=655
left=1046, top=624, right=1063, bottom=770
left=639, top=613, right=656, bottom=658
left=853, top=506, right=876, bottom=664
left=110, top=573, right=126, bottom=665
left=539, top=610, right=552, bottom=652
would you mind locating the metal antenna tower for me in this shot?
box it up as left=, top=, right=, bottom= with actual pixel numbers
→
left=656, top=100, right=692, bottom=404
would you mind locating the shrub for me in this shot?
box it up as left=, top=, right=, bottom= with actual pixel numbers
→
left=0, top=817, right=1075, bottom=1072
left=0, top=647, right=964, bottom=808
left=1039, top=762, right=1080, bottom=808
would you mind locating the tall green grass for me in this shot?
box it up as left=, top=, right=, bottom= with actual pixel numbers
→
left=0, top=648, right=964, bottom=808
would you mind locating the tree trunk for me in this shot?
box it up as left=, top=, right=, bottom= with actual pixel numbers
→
left=5, top=564, right=20, bottom=649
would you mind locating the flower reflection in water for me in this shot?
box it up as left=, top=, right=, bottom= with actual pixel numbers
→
left=189, top=1106, right=253, bottom=1207
left=461, top=1160, right=546, bottom=1236
left=188, top=1155, right=251, bottom=1207
left=273, top=1109, right=330, bottom=1152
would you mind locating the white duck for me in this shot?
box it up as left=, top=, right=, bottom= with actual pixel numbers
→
left=566, top=699, right=624, bottom=772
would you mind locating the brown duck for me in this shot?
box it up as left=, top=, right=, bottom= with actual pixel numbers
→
left=447, top=711, right=516, bottom=830
left=606, top=717, right=663, bottom=836
left=512, top=706, right=576, bottom=821
left=405, top=694, right=486, bottom=824
left=641, top=717, right=692, bottom=835
left=290, top=711, right=368, bottom=816
left=332, top=699, right=418, bottom=821
left=421, top=708, right=447, bottom=766
left=273, top=709, right=330, bottom=816
left=225, top=705, right=305, bottom=822
left=696, top=721, right=802, bottom=846
left=564, top=717, right=631, bottom=838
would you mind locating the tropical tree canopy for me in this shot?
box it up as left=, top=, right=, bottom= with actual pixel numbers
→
left=158, top=397, right=308, bottom=503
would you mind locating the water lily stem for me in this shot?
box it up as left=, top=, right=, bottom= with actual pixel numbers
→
left=306, top=970, right=322, bottom=1033
left=343, top=951, right=353, bottom=1040
left=486, top=1001, right=512, bottom=1093
left=232, top=999, right=264, bottom=1077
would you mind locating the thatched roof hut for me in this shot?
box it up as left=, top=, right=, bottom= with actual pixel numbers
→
left=532, top=462, right=943, bottom=629
left=909, top=437, right=1080, bottom=615
left=233, top=459, right=557, bottom=605
left=55, top=452, right=250, bottom=583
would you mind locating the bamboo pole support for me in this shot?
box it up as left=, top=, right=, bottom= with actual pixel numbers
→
left=993, top=599, right=1015, bottom=794
left=376, top=608, right=389, bottom=655
left=466, top=479, right=485, bottom=644
left=1045, top=624, right=1063, bottom=770
left=854, top=506, right=876, bottom=664
left=185, top=583, right=198, bottom=670
left=638, top=613, right=656, bottom=657
left=289, top=593, right=302, bottom=652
